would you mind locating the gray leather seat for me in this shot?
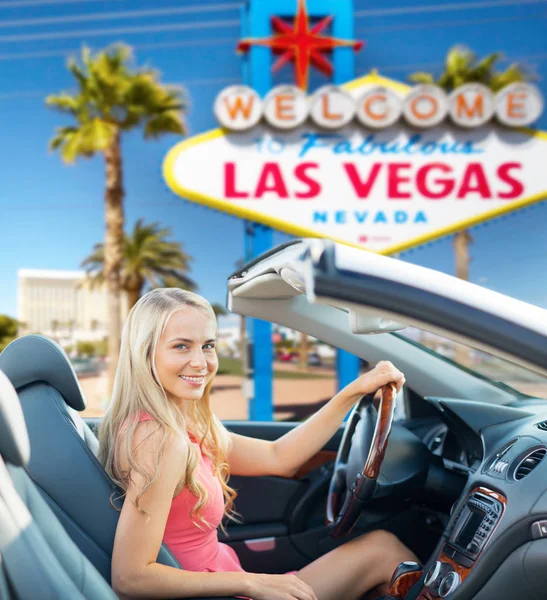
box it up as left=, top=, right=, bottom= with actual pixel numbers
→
left=0, top=335, right=238, bottom=600
left=0, top=335, right=182, bottom=582
left=0, top=369, right=117, bottom=599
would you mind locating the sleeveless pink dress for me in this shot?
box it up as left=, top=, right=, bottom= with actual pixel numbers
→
left=138, top=413, right=244, bottom=572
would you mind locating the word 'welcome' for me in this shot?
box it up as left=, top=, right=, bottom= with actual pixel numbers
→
left=215, top=83, right=543, bottom=131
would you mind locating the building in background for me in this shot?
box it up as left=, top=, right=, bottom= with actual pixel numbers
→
left=17, top=269, right=128, bottom=345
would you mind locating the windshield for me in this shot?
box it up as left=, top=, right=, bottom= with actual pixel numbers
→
left=396, top=328, right=547, bottom=399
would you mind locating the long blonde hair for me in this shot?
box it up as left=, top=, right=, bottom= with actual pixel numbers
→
left=98, top=288, right=238, bottom=529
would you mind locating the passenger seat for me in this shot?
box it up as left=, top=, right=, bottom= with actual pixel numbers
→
left=0, top=369, right=117, bottom=599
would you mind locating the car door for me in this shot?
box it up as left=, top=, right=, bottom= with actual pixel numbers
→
left=218, top=420, right=344, bottom=573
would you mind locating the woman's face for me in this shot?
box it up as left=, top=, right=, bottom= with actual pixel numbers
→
left=154, top=307, right=218, bottom=406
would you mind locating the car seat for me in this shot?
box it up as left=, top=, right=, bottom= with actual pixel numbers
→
left=0, top=336, right=237, bottom=600
left=0, top=369, right=117, bottom=599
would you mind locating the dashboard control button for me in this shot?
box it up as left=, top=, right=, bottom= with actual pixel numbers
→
left=452, top=550, right=473, bottom=568
left=443, top=545, right=455, bottom=558
left=466, top=542, right=480, bottom=554
left=531, top=520, right=547, bottom=539
left=424, top=561, right=443, bottom=588
left=439, top=571, right=461, bottom=597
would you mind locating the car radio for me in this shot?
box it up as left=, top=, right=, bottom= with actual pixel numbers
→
left=445, top=491, right=503, bottom=561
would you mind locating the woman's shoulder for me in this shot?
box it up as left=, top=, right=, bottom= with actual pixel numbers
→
left=130, top=420, right=189, bottom=479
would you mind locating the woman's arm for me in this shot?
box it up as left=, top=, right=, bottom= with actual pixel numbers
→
left=111, top=422, right=318, bottom=600
left=228, top=361, right=405, bottom=478
left=112, top=421, right=248, bottom=598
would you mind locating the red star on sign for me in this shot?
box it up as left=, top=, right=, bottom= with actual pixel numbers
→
left=237, top=0, right=364, bottom=91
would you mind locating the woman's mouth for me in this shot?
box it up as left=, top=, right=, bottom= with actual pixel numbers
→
left=179, top=375, right=205, bottom=387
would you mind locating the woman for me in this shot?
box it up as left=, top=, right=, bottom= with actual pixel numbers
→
left=98, top=288, right=417, bottom=600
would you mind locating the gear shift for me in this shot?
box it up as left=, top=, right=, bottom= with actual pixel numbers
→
left=385, top=561, right=423, bottom=599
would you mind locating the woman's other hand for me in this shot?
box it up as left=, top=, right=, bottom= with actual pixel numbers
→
left=343, top=360, right=405, bottom=405
left=246, top=573, right=318, bottom=600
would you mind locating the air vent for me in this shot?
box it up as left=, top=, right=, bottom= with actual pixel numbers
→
left=536, top=421, right=547, bottom=432
left=484, top=439, right=517, bottom=475
left=515, top=448, right=547, bottom=480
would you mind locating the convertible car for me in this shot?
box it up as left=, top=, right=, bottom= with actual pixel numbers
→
left=1, top=238, right=547, bottom=600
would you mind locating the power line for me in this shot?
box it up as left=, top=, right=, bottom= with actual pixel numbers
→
left=0, top=37, right=237, bottom=61
left=0, top=1, right=542, bottom=44
left=4, top=49, right=547, bottom=100
left=354, top=0, right=547, bottom=18
left=0, top=0, right=127, bottom=7
left=356, top=12, right=546, bottom=35
left=0, top=76, right=238, bottom=99
left=2, top=0, right=543, bottom=16
left=358, top=52, right=547, bottom=74
left=0, top=18, right=239, bottom=43
left=3, top=50, right=547, bottom=100
left=0, top=11, right=545, bottom=55
left=0, top=3, right=240, bottom=29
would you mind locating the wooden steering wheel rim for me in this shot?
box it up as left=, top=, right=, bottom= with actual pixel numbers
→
left=326, top=382, right=398, bottom=537
left=363, top=382, right=398, bottom=479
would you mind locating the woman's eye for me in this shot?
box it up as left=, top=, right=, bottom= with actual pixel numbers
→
left=204, top=343, right=215, bottom=350
left=175, top=344, right=188, bottom=350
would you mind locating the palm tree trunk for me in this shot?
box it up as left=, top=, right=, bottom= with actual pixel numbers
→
left=127, top=288, right=141, bottom=313
left=104, top=130, right=124, bottom=395
left=453, top=230, right=472, bottom=367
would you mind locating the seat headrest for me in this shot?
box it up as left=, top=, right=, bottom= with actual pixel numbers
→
left=0, top=335, right=86, bottom=411
left=0, top=370, right=30, bottom=466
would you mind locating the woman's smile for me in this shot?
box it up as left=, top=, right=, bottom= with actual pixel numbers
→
left=179, top=374, right=206, bottom=387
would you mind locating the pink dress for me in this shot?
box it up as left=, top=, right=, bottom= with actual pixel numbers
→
left=138, top=413, right=244, bottom=572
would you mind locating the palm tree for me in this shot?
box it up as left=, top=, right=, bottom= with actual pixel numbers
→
left=211, top=303, right=227, bottom=317
left=82, top=218, right=195, bottom=312
left=409, top=46, right=532, bottom=367
left=67, top=319, right=76, bottom=341
left=46, top=44, right=187, bottom=390
left=50, top=319, right=60, bottom=342
left=408, top=46, right=531, bottom=91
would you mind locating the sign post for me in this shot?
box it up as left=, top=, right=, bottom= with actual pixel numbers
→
left=240, top=0, right=361, bottom=419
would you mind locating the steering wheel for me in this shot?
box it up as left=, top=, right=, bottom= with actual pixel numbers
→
left=326, top=383, right=398, bottom=538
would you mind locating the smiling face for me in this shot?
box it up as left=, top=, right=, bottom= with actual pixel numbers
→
left=153, top=307, right=218, bottom=407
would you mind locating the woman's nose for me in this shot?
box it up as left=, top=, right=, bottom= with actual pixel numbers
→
left=189, top=349, right=207, bottom=369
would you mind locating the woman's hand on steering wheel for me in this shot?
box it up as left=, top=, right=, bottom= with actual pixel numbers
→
left=342, top=360, right=405, bottom=404
left=326, top=361, right=405, bottom=538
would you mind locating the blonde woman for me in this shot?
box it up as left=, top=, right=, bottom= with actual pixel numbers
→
left=98, top=288, right=416, bottom=600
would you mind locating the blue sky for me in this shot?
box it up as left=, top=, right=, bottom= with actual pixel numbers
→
left=0, top=0, right=546, bottom=320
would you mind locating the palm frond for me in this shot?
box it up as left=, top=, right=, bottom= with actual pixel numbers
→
left=47, top=43, right=188, bottom=148
left=409, top=45, right=532, bottom=93
left=144, top=111, right=186, bottom=138
left=82, top=219, right=195, bottom=298
left=408, top=72, right=435, bottom=85
left=489, top=63, right=531, bottom=91
left=44, top=93, right=81, bottom=115
left=81, top=242, right=106, bottom=288
left=471, top=52, right=502, bottom=81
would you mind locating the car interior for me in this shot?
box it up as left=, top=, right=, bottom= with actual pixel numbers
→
left=1, top=238, right=547, bottom=600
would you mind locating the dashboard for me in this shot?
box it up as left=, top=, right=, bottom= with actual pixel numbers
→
left=405, top=397, right=547, bottom=599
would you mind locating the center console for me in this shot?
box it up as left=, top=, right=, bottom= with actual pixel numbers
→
left=417, top=487, right=506, bottom=599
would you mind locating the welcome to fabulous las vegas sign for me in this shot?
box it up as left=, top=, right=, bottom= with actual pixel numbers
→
left=163, top=3, right=546, bottom=255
